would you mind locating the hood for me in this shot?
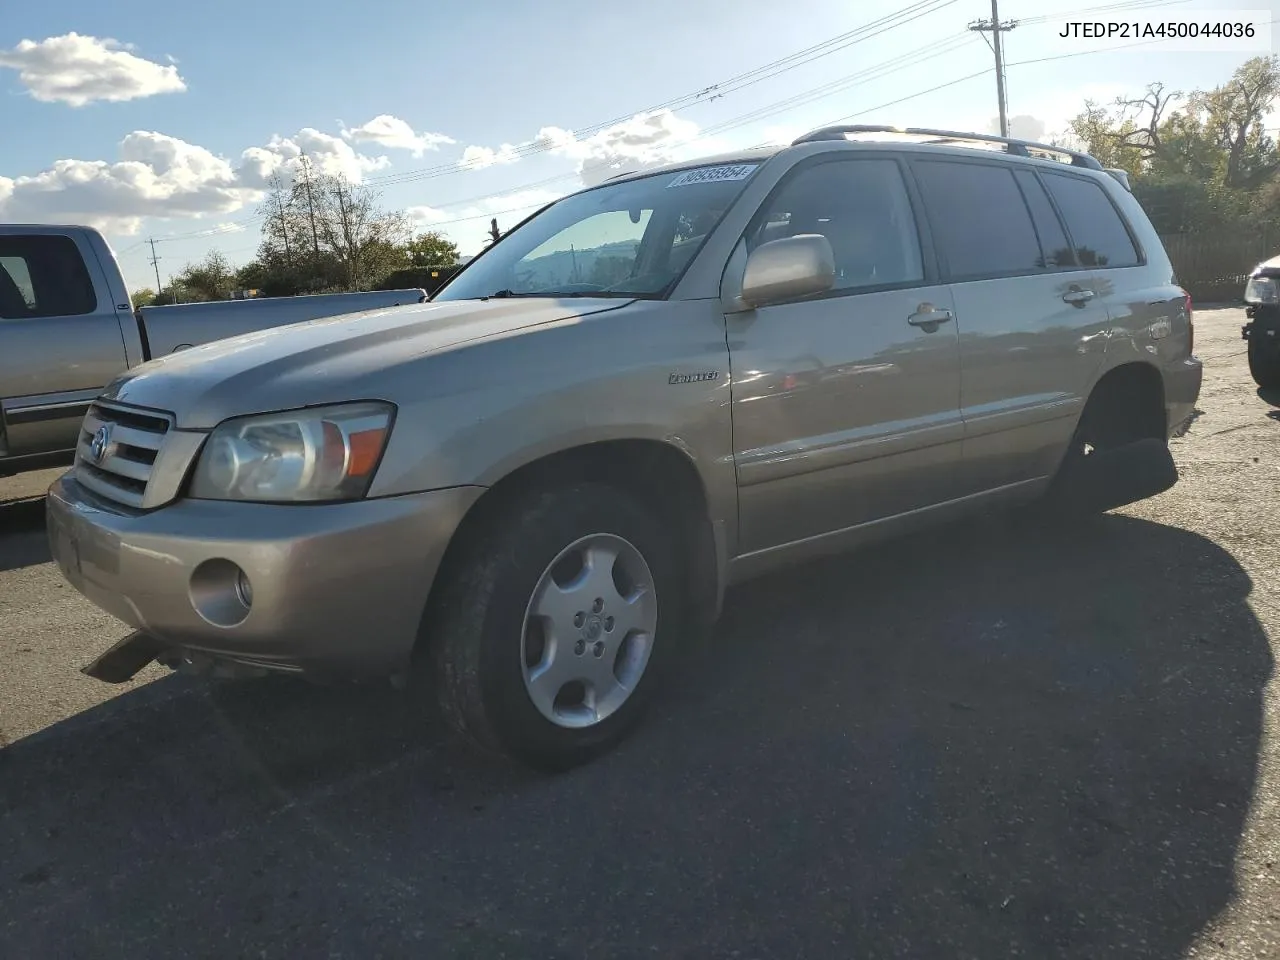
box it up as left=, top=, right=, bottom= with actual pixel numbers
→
left=104, top=296, right=632, bottom=429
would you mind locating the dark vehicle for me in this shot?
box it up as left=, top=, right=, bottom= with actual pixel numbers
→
left=1243, top=254, right=1280, bottom=388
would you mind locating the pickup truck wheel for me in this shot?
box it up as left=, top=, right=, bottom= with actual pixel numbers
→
left=425, top=483, right=681, bottom=770
left=1248, top=336, right=1280, bottom=389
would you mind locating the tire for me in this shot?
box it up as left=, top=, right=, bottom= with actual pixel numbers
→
left=422, top=482, right=683, bottom=770
left=1248, top=336, right=1280, bottom=389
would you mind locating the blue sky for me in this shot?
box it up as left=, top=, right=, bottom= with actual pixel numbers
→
left=2, top=0, right=1275, bottom=293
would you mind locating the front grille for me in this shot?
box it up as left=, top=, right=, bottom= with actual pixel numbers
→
left=75, top=401, right=173, bottom=509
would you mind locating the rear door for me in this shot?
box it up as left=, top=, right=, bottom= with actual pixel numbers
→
left=1038, top=168, right=1152, bottom=344
left=908, top=158, right=1112, bottom=494
left=0, top=232, right=129, bottom=457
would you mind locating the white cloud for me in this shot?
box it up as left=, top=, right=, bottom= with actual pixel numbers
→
left=461, top=109, right=703, bottom=186
left=992, top=115, right=1048, bottom=142
left=459, top=143, right=521, bottom=169
left=341, top=114, right=454, bottom=157
left=0, top=125, right=391, bottom=234
left=0, top=132, right=251, bottom=234
left=0, top=33, right=185, bottom=106
left=237, top=128, right=389, bottom=187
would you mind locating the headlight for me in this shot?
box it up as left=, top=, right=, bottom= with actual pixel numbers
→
left=1245, top=276, right=1280, bottom=305
left=189, top=402, right=394, bottom=502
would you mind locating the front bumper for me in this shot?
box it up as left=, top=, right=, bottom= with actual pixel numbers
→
left=47, top=475, right=483, bottom=679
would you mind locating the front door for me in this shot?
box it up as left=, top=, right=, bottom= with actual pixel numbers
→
left=0, top=232, right=129, bottom=457
left=725, top=155, right=964, bottom=555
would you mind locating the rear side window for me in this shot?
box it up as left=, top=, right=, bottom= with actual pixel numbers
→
left=1040, top=173, right=1140, bottom=268
left=0, top=235, right=97, bottom=319
left=1013, top=170, right=1076, bottom=269
left=912, top=161, right=1042, bottom=279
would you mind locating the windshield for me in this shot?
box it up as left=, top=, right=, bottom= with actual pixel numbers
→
left=434, top=162, right=764, bottom=301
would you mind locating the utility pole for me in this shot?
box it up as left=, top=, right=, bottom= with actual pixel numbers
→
left=147, top=238, right=165, bottom=300
left=968, top=0, right=1017, bottom=138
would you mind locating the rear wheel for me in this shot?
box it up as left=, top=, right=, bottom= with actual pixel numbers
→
left=1248, top=335, right=1280, bottom=389
left=422, top=482, right=682, bottom=770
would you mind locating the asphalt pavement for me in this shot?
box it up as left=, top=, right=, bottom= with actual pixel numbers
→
left=2, top=307, right=1278, bottom=959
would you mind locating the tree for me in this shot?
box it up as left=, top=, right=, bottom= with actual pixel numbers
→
left=131, top=287, right=157, bottom=308
left=173, top=250, right=236, bottom=302
left=312, top=174, right=412, bottom=288
left=405, top=231, right=460, bottom=267
left=1192, top=55, right=1280, bottom=189
left=244, top=168, right=410, bottom=293
left=1065, top=57, right=1280, bottom=235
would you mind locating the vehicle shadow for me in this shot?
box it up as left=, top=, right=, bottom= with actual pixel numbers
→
left=0, top=497, right=51, bottom=572
left=0, top=513, right=1269, bottom=958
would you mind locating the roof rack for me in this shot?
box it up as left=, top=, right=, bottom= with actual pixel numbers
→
left=791, top=125, right=1104, bottom=171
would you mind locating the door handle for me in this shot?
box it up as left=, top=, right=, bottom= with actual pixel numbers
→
left=1063, top=287, right=1095, bottom=305
left=907, top=305, right=954, bottom=327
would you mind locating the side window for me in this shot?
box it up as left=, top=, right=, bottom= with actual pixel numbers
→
left=749, top=158, right=924, bottom=292
left=0, top=235, right=97, bottom=319
left=912, top=161, right=1042, bottom=279
left=1013, top=170, right=1076, bottom=269
left=1040, top=173, right=1141, bottom=268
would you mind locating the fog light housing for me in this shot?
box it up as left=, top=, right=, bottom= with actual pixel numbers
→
left=235, top=569, right=253, bottom=608
left=189, top=558, right=253, bottom=628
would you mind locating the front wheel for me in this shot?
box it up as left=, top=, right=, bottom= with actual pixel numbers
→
left=422, top=482, right=682, bottom=770
left=1248, top=335, right=1280, bottom=389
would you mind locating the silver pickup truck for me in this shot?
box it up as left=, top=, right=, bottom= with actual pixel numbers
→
left=47, top=127, right=1202, bottom=770
left=0, top=224, right=425, bottom=476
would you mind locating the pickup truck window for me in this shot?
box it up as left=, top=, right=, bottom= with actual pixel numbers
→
left=434, top=164, right=761, bottom=301
left=0, top=235, right=97, bottom=319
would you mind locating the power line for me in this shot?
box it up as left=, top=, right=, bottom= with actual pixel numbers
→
left=144, top=27, right=979, bottom=246
left=368, top=0, right=964, bottom=188
left=136, top=0, right=1211, bottom=253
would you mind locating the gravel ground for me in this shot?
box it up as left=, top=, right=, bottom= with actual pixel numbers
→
left=0, top=306, right=1277, bottom=959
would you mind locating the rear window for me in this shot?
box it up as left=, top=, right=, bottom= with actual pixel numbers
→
left=912, top=161, right=1043, bottom=279
left=1040, top=173, right=1141, bottom=268
left=0, top=235, right=98, bottom=319
left=1013, top=170, right=1076, bottom=269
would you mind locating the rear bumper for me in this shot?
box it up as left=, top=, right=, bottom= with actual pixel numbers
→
left=47, top=475, right=483, bottom=679
left=1165, top=357, right=1202, bottom=438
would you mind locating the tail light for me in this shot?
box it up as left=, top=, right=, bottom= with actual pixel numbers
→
left=1183, top=289, right=1194, bottom=355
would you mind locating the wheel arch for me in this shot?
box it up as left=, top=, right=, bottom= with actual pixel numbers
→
left=1083, top=360, right=1168, bottom=438
left=419, top=437, right=726, bottom=658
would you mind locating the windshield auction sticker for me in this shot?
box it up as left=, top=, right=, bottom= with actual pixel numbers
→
left=666, top=164, right=760, bottom=188
left=1047, top=9, right=1271, bottom=52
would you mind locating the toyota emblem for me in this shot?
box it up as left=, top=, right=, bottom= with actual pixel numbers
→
left=89, top=424, right=113, bottom=464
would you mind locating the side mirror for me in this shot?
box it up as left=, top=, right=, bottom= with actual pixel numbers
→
left=740, top=234, right=835, bottom=308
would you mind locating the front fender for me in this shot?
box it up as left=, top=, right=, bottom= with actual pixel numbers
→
left=365, top=299, right=737, bottom=539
